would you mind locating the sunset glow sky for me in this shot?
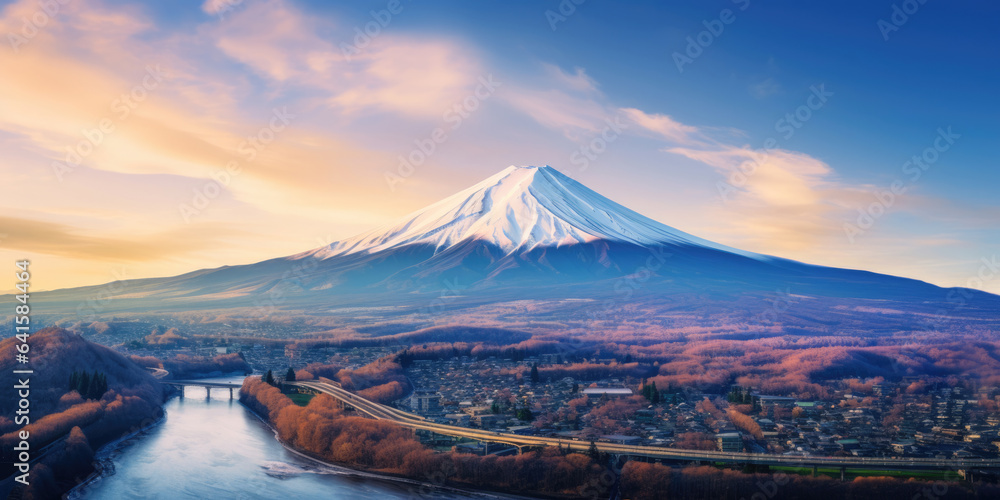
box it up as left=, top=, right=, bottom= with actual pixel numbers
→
left=1, top=0, right=998, bottom=294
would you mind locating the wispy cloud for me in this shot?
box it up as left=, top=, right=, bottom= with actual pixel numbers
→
left=620, top=108, right=703, bottom=145
left=668, top=145, right=846, bottom=251
left=749, top=77, right=782, bottom=99
left=213, top=0, right=481, bottom=118
left=0, top=0, right=996, bottom=295
left=0, top=216, right=243, bottom=261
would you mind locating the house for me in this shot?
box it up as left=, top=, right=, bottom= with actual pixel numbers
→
left=462, top=406, right=493, bottom=416
left=716, top=432, right=743, bottom=452
left=444, top=413, right=470, bottom=426
left=582, top=387, right=633, bottom=398
left=757, top=395, right=796, bottom=409
left=891, top=439, right=916, bottom=454
left=794, top=401, right=818, bottom=415
left=472, top=414, right=498, bottom=428
left=836, top=439, right=860, bottom=451
left=411, top=389, right=442, bottom=413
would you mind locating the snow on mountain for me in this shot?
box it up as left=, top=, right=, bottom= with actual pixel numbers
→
left=297, top=165, right=763, bottom=260
left=27, top=165, right=1000, bottom=318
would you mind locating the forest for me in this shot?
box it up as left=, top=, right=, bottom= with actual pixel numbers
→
left=62, top=308, right=1000, bottom=402
left=240, top=377, right=607, bottom=498
left=129, top=352, right=251, bottom=378
left=0, top=328, right=166, bottom=499
left=333, top=333, right=1000, bottom=400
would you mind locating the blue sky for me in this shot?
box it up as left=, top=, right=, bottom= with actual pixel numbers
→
left=1, top=0, right=997, bottom=293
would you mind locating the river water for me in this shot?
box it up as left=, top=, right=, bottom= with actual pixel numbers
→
left=75, top=377, right=499, bottom=499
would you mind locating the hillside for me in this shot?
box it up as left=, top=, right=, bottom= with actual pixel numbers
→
left=0, top=328, right=166, bottom=498
left=19, top=166, right=999, bottom=341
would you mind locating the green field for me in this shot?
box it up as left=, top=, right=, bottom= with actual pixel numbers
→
left=770, top=465, right=963, bottom=481
left=286, top=392, right=316, bottom=407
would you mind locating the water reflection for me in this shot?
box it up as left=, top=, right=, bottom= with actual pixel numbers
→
left=77, top=378, right=495, bottom=499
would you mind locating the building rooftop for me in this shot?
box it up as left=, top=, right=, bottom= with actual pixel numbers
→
left=582, top=387, right=633, bottom=395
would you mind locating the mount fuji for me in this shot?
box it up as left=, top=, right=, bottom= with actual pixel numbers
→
left=29, top=165, right=1000, bottom=321
left=300, top=165, right=756, bottom=259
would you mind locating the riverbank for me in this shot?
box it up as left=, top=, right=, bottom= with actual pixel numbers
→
left=65, top=384, right=533, bottom=499
left=65, top=401, right=169, bottom=498
left=69, top=371, right=248, bottom=495
left=241, top=401, right=539, bottom=500
left=239, top=376, right=608, bottom=498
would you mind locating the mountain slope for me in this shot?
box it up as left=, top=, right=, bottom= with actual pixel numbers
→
left=22, top=165, right=1000, bottom=319
left=299, top=166, right=759, bottom=260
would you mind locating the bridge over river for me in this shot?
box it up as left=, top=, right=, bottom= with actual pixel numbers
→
left=165, top=380, right=242, bottom=399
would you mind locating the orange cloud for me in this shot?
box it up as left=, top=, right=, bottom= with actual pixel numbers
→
left=212, top=0, right=482, bottom=118
left=667, top=145, right=851, bottom=252
left=0, top=0, right=458, bottom=288
left=0, top=0, right=995, bottom=298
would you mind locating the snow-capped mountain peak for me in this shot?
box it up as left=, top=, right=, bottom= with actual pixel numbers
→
left=301, top=165, right=759, bottom=259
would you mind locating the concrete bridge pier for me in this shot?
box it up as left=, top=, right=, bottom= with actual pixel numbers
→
left=840, top=467, right=846, bottom=481
left=230, top=387, right=234, bottom=399
left=812, top=465, right=817, bottom=477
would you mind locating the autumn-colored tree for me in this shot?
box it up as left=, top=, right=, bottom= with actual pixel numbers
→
left=0, top=328, right=166, bottom=500
left=160, top=353, right=250, bottom=378
left=674, top=432, right=716, bottom=451
left=239, top=375, right=607, bottom=497
left=621, top=461, right=671, bottom=499
left=358, top=381, right=406, bottom=404
left=726, top=409, right=764, bottom=441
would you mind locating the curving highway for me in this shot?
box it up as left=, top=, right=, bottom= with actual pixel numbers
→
left=291, top=381, right=1000, bottom=471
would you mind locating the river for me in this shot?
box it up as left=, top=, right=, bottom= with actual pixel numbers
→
left=74, top=377, right=505, bottom=499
